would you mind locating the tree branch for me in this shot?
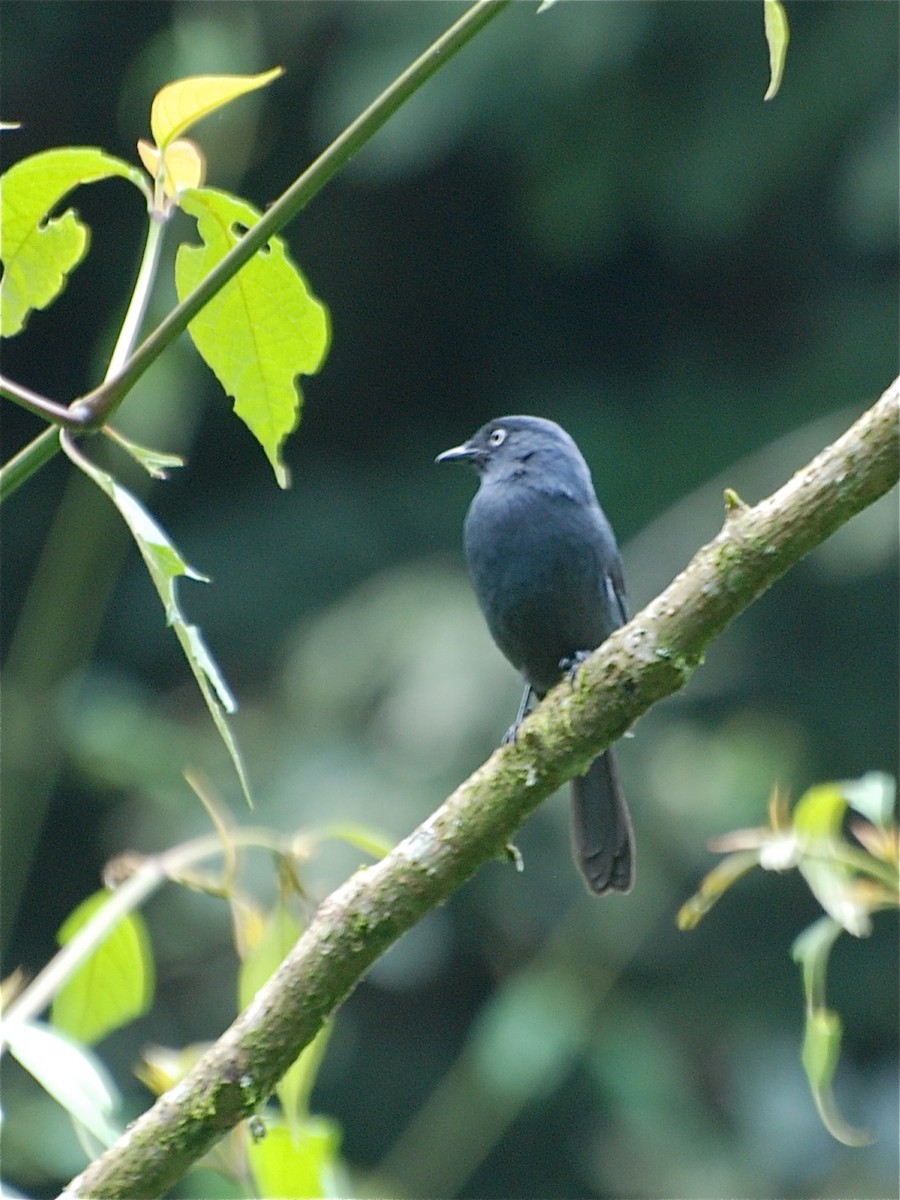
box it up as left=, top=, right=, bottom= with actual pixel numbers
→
left=62, top=378, right=899, bottom=1199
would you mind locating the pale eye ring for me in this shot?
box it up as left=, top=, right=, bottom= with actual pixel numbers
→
left=488, top=428, right=507, bottom=447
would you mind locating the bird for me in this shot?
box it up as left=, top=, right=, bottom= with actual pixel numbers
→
left=436, top=415, right=634, bottom=895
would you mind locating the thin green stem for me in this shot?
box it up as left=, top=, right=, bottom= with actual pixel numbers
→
left=0, top=376, right=90, bottom=428
left=104, top=208, right=169, bottom=385
left=0, top=426, right=61, bottom=500
left=0, top=0, right=511, bottom=502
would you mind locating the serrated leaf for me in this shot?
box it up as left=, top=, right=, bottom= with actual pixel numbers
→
left=63, top=440, right=252, bottom=804
left=763, top=0, right=790, bottom=101
left=175, top=187, right=330, bottom=486
left=50, top=889, right=154, bottom=1045
left=5, top=1020, right=122, bottom=1146
left=247, top=1117, right=343, bottom=1200
left=0, top=147, right=146, bottom=336
left=150, top=68, right=283, bottom=150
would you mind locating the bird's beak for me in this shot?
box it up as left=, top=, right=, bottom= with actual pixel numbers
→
left=435, top=440, right=477, bottom=465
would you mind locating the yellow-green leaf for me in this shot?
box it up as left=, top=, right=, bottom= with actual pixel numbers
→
left=175, top=187, right=330, bottom=487
left=800, top=1008, right=873, bottom=1146
left=150, top=68, right=283, bottom=150
left=247, top=1117, right=343, bottom=1200
left=763, top=0, right=790, bottom=101
left=137, top=137, right=206, bottom=197
left=0, top=147, right=145, bottom=336
left=50, top=890, right=154, bottom=1046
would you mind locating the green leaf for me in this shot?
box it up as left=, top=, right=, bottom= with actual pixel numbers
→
left=175, top=187, right=330, bottom=487
left=247, top=1117, right=343, bottom=1200
left=239, top=904, right=332, bottom=1138
left=763, top=0, right=790, bottom=101
left=150, top=69, right=283, bottom=150
left=791, top=916, right=873, bottom=1146
left=62, top=438, right=252, bottom=804
left=793, top=782, right=871, bottom=935
left=5, top=1019, right=122, bottom=1146
left=800, top=1008, right=873, bottom=1146
left=50, top=890, right=154, bottom=1046
left=791, top=914, right=842, bottom=1011
left=0, top=147, right=146, bottom=337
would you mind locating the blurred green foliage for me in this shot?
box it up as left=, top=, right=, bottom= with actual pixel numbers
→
left=1, top=3, right=897, bottom=1197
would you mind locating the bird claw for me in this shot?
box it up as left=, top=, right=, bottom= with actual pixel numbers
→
left=501, top=721, right=520, bottom=745
left=559, top=650, right=591, bottom=681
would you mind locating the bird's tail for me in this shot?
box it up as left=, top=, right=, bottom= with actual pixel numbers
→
left=570, top=748, right=635, bottom=895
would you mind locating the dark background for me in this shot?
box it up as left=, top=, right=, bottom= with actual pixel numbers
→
left=1, top=3, right=897, bottom=1197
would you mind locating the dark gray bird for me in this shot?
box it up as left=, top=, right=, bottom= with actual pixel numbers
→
left=436, top=415, right=634, bottom=895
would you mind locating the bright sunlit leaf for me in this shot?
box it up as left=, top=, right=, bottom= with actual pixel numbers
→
left=0, top=147, right=146, bottom=336
left=150, top=68, right=283, bottom=150
left=61, top=438, right=252, bottom=804
left=175, top=187, right=330, bottom=487
left=763, top=0, right=790, bottom=101
left=50, top=890, right=154, bottom=1046
left=137, top=137, right=206, bottom=197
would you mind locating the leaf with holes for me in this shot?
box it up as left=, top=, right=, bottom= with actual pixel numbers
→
left=0, top=147, right=146, bottom=336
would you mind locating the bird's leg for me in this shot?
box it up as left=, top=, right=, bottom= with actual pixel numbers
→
left=502, top=684, right=534, bottom=744
left=559, top=649, right=591, bottom=682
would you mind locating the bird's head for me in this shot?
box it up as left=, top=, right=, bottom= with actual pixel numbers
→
left=436, top=415, right=594, bottom=496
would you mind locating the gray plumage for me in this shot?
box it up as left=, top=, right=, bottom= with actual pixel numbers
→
left=437, top=415, right=634, bottom=895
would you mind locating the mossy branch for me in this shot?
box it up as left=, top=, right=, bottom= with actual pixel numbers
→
left=62, top=377, right=899, bottom=1199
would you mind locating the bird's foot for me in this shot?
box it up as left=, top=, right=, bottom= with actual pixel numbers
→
left=559, top=649, right=591, bottom=681
left=501, top=721, right=521, bottom=745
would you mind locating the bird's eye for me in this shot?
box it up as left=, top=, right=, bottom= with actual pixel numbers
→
left=488, top=428, right=507, bottom=447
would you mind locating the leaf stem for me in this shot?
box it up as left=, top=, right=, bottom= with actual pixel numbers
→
left=0, top=375, right=90, bottom=428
